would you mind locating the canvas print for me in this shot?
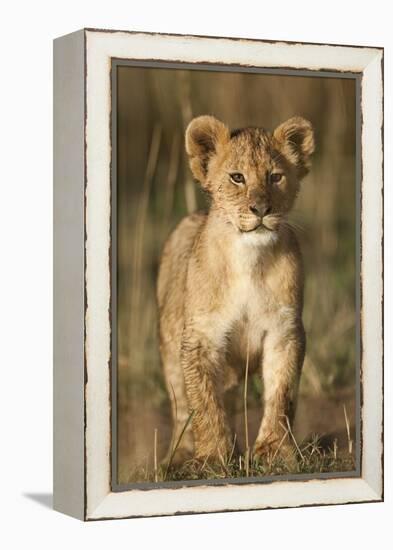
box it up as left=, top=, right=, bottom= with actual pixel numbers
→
left=114, top=64, right=358, bottom=486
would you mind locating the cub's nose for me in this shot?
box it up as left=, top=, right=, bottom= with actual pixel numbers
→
left=249, top=203, right=271, bottom=218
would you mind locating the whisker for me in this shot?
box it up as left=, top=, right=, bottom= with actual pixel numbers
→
left=280, top=219, right=306, bottom=235
left=289, top=221, right=306, bottom=234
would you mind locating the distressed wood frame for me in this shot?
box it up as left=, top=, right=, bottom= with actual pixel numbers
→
left=53, top=28, right=383, bottom=521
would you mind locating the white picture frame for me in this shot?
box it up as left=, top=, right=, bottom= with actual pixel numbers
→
left=53, top=28, right=383, bottom=521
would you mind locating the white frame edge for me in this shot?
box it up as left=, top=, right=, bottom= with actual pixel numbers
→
left=83, top=30, right=383, bottom=520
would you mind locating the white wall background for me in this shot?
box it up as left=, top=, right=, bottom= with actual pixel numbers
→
left=0, top=1, right=391, bottom=547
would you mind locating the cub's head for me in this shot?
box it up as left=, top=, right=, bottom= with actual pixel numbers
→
left=186, top=115, right=314, bottom=234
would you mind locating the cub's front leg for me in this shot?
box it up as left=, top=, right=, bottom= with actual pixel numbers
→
left=181, top=325, right=232, bottom=463
left=254, top=322, right=305, bottom=462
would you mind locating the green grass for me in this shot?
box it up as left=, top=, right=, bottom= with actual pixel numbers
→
left=120, top=435, right=356, bottom=484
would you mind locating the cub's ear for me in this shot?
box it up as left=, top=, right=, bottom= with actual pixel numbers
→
left=273, top=117, right=315, bottom=178
left=185, top=115, right=230, bottom=185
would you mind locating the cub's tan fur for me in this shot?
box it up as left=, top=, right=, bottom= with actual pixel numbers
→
left=157, top=115, right=314, bottom=464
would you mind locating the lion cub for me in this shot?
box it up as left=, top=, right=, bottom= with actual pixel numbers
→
left=157, top=115, right=314, bottom=465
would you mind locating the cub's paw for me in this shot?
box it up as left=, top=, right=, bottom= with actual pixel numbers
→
left=253, top=438, right=298, bottom=471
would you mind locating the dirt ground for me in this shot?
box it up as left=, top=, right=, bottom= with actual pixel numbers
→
left=117, top=389, right=356, bottom=483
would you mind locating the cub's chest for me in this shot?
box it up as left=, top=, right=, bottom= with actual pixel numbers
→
left=225, top=233, right=280, bottom=320
left=223, top=268, right=280, bottom=332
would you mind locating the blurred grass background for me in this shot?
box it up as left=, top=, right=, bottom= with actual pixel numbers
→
left=116, top=66, right=357, bottom=483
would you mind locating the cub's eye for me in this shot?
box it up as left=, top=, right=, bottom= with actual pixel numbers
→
left=229, top=172, right=245, bottom=185
left=270, top=173, right=283, bottom=184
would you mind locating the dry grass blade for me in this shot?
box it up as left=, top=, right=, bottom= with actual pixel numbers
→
left=168, top=382, right=178, bottom=454
left=163, top=132, right=181, bottom=228
left=199, top=452, right=212, bottom=475
left=271, top=429, right=290, bottom=463
left=170, top=383, right=178, bottom=423
left=129, top=124, right=162, bottom=369
left=178, top=71, right=197, bottom=213
left=164, top=410, right=195, bottom=480
left=218, top=454, right=229, bottom=477
left=243, top=331, right=250, bottom=477
left=228, top=434, right=237, bottom=465
left=154, top=428, right=158, bottom=482
left=280, top=416, right=305, bottom=461
left=343, top=404, right=353, bottom=454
